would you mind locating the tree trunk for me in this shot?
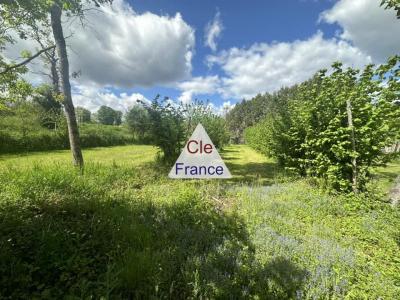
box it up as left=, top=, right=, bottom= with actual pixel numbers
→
left=346, top=99, right=357, bottom=193
left=49, top=48, right=60, bottom=93
left=50, top=3, right=84, bottom=169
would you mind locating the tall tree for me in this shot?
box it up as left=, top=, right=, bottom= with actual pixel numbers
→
left=50, top=3, right=83, bottom=167
left=126, top=105, right=150, bottom=140
left=96, top=105, right=122, bottom=125
left=76, top=106, right=91, bottom=124
left=0, top=0, right=112, bottom=169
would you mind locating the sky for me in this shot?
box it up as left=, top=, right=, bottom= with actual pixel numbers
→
left=4, top=0, right=400, bottom=113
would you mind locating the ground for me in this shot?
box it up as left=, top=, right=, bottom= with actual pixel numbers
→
left=0, top=145, right=399, bottom=299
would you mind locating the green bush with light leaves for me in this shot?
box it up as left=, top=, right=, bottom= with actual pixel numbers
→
left=245, top=57, right=400, bottom=192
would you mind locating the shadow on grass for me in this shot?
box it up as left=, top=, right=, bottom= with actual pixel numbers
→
left=374, top=171, right=399, bottom=181
left=0, top=165, right=307, bottom=299
left=220, top=148, right=240, bottom=153
left=226, top=161, right=282, bottom=185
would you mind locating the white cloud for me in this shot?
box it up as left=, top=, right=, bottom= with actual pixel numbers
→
left=208, top=32, right=372, bottom=99
left=67, top=0, right=195, bottom=87
left=204, top=11, right=223, bottom=52
left=4, top=0, right=195, bottom=89
left=72, top=84, right=149, bottom=112
left=320, top=0, right=400, bottom=62
left=177, top=75, right=220, bottom=103
left=3, top=0, right=195, bottom=111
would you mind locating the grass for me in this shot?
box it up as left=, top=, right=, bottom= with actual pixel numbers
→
left=222, top=144, right=285, bottom=185
left=0, top=145, right=399, bottom=298
left=373, top=159, right=400, bottom=191
left=0, top=145, right=157, bottom=168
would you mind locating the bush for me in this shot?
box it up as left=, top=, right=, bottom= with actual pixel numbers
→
left=245, top=58, right=400, bottom=192
left=141, top=97, right=231, bottom=163
left=79, top=123, right=134, bottom=148
left=0, top=116, right=134, bottom=154
left=142, top=96, right=186, bottom=163
left=185, top=100, right=230, bottom=150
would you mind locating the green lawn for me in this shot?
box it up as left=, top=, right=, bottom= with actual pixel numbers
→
left=0, top=145, right=158, bottom=168
left=222, top=144, right=283, bottom=185
left=0, top=145, right=399, bottom=299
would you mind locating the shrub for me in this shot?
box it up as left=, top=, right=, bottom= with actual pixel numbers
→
left=141, top=96, right=187, bottom=163
left=246, top=58, right=400, bottom=192
left=185, top=100, right=230, bottom=150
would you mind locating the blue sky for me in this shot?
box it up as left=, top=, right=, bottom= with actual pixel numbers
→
left=6, top=0, right=400, bottom=112
left=117, top=0, right=341, bottom=105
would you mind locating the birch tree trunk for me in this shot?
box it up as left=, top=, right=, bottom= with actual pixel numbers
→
left=50, top=3, right=84, bottom=168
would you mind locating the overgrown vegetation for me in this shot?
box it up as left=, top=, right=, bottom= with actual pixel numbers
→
left=0, top=105, right=134, bottom=153
left=0, top=145, right=399, bottom=298
left=245, top=58, right=400, bottom=192
left=139, top=97, right=230, bottom=163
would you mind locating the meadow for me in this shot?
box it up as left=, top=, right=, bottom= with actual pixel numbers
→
left=0, top=145, right=399, bottom=299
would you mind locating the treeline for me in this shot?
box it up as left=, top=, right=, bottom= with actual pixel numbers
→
left=0, top=86, right=134, bottom=153
left=226, top=87, right=299, bottom=143
left=0, top=82, right=230, bottom=156
left=231, top=58, right=400, bottom=192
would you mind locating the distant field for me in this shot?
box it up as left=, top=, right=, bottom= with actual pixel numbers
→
left=0, top=144, right=399, bottom=298
left=0, top=145, right=158, bottom=168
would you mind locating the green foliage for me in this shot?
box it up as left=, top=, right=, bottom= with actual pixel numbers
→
left=0, top=145, right=399, bottom=298
left=95, top=105, right=122, bottom=125
left=32, top=84, right=63, bottom=129
left=0, top=162, right=254, bottom=298
left=76, top=106, right=91, bottom=123
left=141, top=97, right=230, bottom=162
left=0, top=106, right=134, bottom=154
left=226, top=87, right=300, bottom=143
left=142, top=96, right=186, bottom=163
left=79, top=123, right=134, bottom=148
left=125, top=104, right=150, bottom=141
left=246, top=58, right=400, bottom=192
left=381, top=0, right=400, bottom=18
left=233, top=179, right=400, bottom=299
left=185, top=100, right=230, bottom=149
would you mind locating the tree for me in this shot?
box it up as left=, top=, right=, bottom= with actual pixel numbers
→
left=126, top=105, right=150, bottom=140
left=184, top=100, right=230, bottom=149
left=49, top=2, right=83, bottom=167
left=140, top=96, right=186, bottom=162
left=32, top=84, right=63, bottom=129
left=245, top=57, right=400, bottom=192
left=96, top=105, right=121, bottom=125
left=76, top=107, right=91, bottom=124
left=0, top=0, right=112, bottom=169
left=381, top=0, right=400, bottom=18
left=226, top=87, right=299, bottom=143
left=114, top=110, right=122, bottom=125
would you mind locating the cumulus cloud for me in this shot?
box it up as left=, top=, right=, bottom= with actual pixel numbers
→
left=204, top=11, right=223, bottom=51
left=207, top=32, right=372, bottom=99
left=4, top=0, right=195, bottom=89
left=72, top=84, right=149, bottom=112
left=320, top=0, right=400, bottom=62
left=3, top=0, right=195, bottom=111
left=67, top=0, right=195, bottom=87
left=177, top=75, right=220, bottom=103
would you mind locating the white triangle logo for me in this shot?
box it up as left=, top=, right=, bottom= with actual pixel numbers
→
left=169, top=123, right=232, bottom=179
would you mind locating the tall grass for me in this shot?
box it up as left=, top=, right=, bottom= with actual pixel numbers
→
left=0, top=145, right=399, bottom=298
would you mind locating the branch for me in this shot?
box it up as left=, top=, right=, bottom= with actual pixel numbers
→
left=0, top=45, right=56, bottom=75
